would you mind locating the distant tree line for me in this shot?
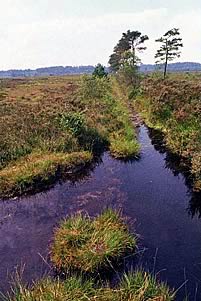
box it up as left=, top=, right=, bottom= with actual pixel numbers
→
left=0, top=66, right=95, bottom=78
left=1, top=62, right=201, bottom=79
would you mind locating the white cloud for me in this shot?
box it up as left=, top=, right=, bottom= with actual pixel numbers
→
left=0, top=6, right=200, bottom=69
left=170, top=10, right=201, bottom=62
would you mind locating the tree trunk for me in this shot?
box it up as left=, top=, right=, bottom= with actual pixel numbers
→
left=132, top=40, right=135, bottom=68
left=164, top=40, right=168, bottom=79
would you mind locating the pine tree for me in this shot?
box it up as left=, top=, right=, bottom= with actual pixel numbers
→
left=155, top=28, right=183, bottom=79
left=93, top=63, right=107, bottom=78
left=109, top=30, right=149, bottom=72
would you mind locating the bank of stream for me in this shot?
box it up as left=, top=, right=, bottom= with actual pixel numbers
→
left=0, top=125, right=201, bottom=300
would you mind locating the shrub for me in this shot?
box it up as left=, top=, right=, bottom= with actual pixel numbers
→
left=79, top=75, right=111, bottom=100
left=93, top=64, right=108, bottom=78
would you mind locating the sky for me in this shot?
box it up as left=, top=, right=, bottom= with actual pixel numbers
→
left=1, top=0, right=201, bottom=69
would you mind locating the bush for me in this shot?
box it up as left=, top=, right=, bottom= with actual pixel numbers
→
left=79, top=75, right=111, bottom=100
left=92, top=63, right=108, bottom=78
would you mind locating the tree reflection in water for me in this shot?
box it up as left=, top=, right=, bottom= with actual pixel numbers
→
left=147, top=127, right=201, bottom=219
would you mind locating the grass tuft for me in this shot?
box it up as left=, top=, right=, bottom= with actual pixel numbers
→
left=50, top=209, right=136, bottom=273
left=120, top=270, right=174, bottom=301
left=110, top=134, right=140, bottom=159
left=3, top=276, right=96, bottom=301
left=4, top=271, right=175, bottom=301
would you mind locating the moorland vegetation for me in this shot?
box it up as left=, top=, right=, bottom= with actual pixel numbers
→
left=0, top=75, right=139, bottom=198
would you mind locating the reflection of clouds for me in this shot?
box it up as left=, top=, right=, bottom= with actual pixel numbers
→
left=68, top=177, right=126, bottom=212
left=0, top=213, right=13, bottom=226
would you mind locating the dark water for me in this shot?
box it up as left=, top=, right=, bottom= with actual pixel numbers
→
left=0, top=126, right=201, bottom=300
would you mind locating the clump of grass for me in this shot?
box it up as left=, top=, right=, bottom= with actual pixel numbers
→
left=119, top=270, right=175, bottom=301
left=4, top=271, right=175, bottom=301
left=0, top=151, right=92, bottom=198
left=110, top=133, right=140, bottom=159
left=50, top=209, right=136, bottom=273
left=4, top=275, right=96, bottom=301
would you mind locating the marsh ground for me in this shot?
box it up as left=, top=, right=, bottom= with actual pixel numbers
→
left=0, top=75, right=139, bottom=198
left=0, top=73, right=201, bottom=300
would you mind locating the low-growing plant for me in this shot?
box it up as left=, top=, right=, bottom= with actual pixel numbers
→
left=110, top=132, right=140, bottom=159
left=3, top=276, right=96, bottom=301
left=4, top=271, right=175, bottom=301
left=50, top=209, right=136, bottom=273
left=120, top=270, right=174, bottom=301
left=59, top=112, right=85, bottom=136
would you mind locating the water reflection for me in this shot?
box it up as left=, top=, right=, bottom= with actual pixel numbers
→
left=0, top=125, right=201, bottom=300
left=147, top=127, right=201, bottom=219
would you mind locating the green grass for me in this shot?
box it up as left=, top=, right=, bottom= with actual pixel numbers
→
left=4, top=271, right=175, bottom=301
left=120, top=270, right=174, bottom=301
left=110, top=134, right=140, bottom=159
left=0, top=151, right=92, bottom=198
left=79, top=76, right=140, bottom=160
left=3, top=275, right=96, bottom=301
left=50, top=209, right=136, bottom=273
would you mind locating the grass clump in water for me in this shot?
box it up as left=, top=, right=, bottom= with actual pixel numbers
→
left=0, top=151, right=92, bottom=198
left=110, top=133, right=140, bottom=159
left=4, top=275, right=96, bottom=301
left=119, top=270, right=174, bottom=301
left=50, top=209, right=136, bottom=273
left=5, top=271, right=174, bottom=301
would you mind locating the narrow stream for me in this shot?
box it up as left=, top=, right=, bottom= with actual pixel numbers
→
left=0, top=126, right=201, bottom=300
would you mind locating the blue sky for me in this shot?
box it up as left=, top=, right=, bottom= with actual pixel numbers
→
left=1, top=0, right=201, bottom=69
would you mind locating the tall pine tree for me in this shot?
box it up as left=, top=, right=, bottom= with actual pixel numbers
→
left=109, top=30, right=149, bottom=72
left=155, top=28, right=183, bottom=78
